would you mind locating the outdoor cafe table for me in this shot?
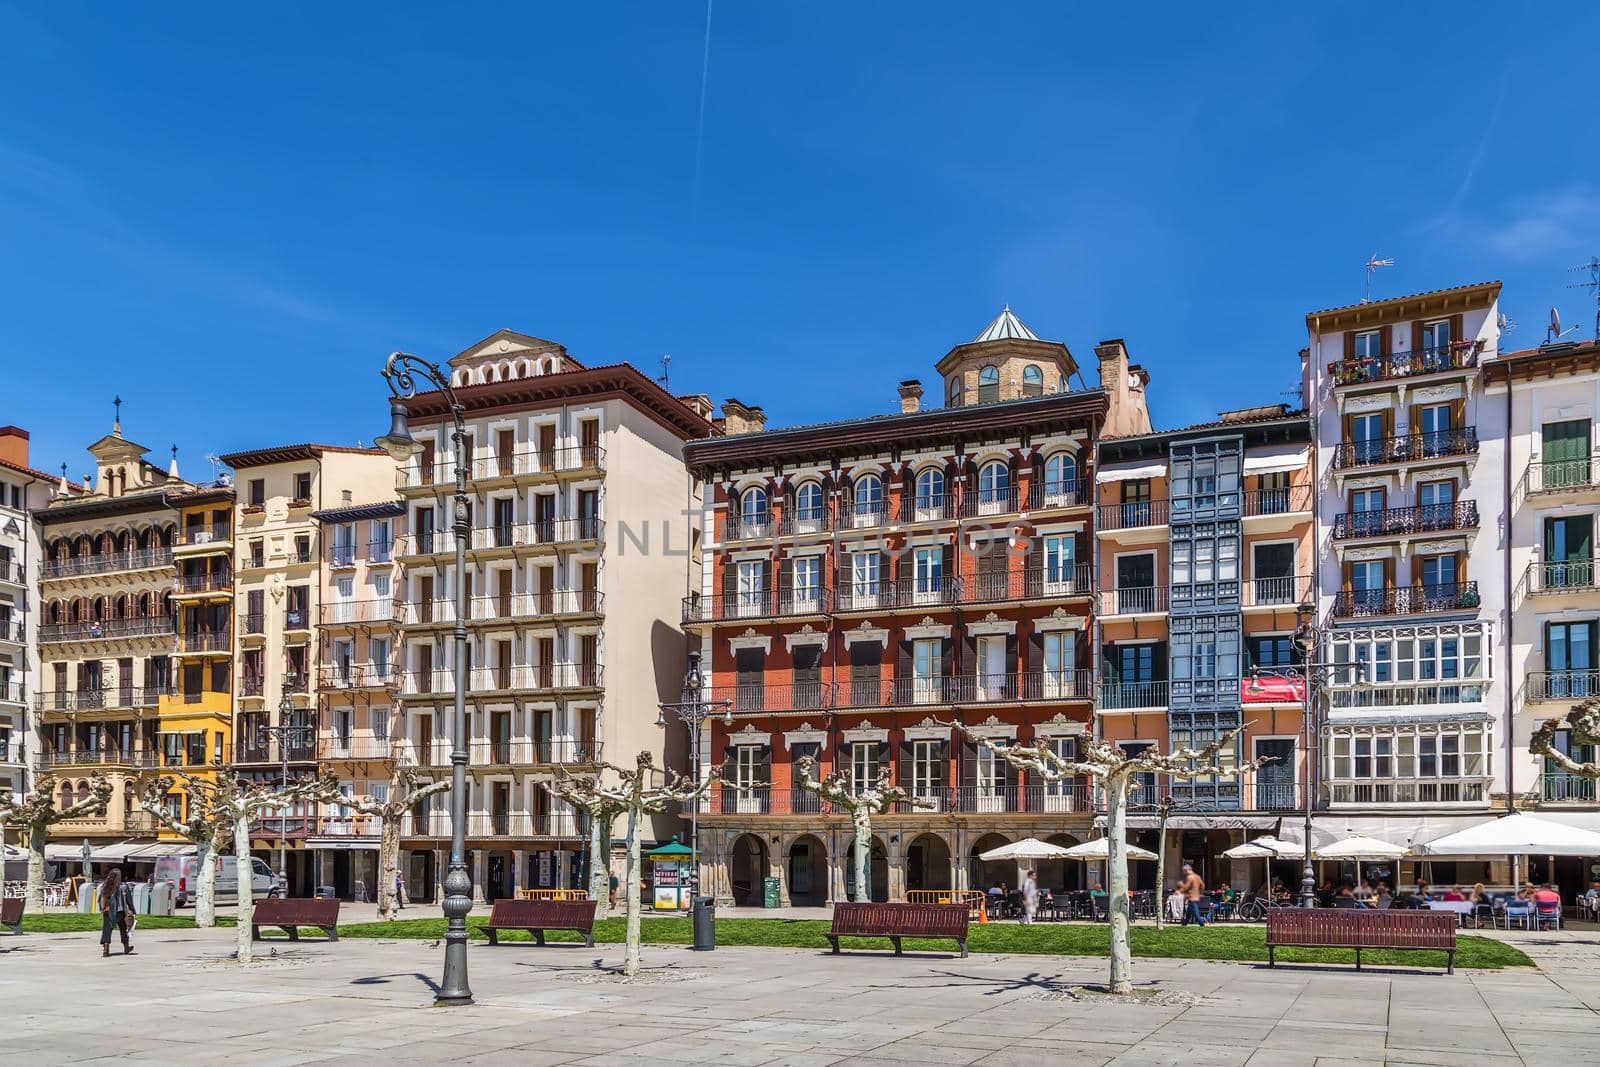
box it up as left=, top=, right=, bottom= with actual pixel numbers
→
left=1425, top=899, right=1475, bottom=927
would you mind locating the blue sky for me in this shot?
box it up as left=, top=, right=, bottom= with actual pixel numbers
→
left=4, top=3, right=1598, bottom=476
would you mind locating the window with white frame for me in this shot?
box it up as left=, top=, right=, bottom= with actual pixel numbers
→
left=975, top=739, right=1009, bottom=810
left=854, top=474, right=883, bottom=520
left=913, top=545, right=942, bottom=600
left=910, top=739, right=942, bottom=799
left=790, top=555, right=820, bottom=609
left=1044, top=452, right=1077, bottom=502
left=1043, top=737, right=1077, bottom=805
left=1328, top=623, right=1490, bottom=707
left=737, top=559, right=765, bottom=615
left=794, top=481, right=824, bottom=524
left=1043, top=631, right=1076, bottom=696
left=1043, top=533, right=1077, bottom=591
left=1327, top=720, right=1490, bottom=805
left=850, top=741, right=879, bottom=794
left=915, top=468, right=944, bottom=515
left=739, top=487, right=769, bottom=530
left=978, top=460, right=1009, bottom=512
left=913, top=638, right=940, bottom=702
left=850, top=551, right=880, bottom=601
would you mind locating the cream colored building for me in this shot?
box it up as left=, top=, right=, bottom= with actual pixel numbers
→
left=218, top=443, right=395, bottom=895
left=393, top=329, right=711, bottom=902
left=1486, top=339, right=1600, bottom=892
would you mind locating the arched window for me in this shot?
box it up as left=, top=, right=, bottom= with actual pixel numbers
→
left=739, top=486, right=769, bottom=531
left=59, top=782, right=73, bottom=808
left=978, top=365, right=1000, bottom=403
left=978, top=460, right=1010, bottom=512
left=794, top=481, right=824, bottom=522
left=854, top=473, right=883, bottom=519
left=915, top=468, right=945, bottom=515
left=1022, top=365, right=1043, bottom=397
left=1045, top=452, right=1078, bottom=504
left=948, top=377, right=963, bottom=407
left=76, top=782, right=90, bottom=806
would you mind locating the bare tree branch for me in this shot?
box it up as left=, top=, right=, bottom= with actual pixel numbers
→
left=1530, top=698, right=1600, bottom=779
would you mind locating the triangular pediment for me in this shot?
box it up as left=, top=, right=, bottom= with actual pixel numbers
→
left=450, top=328, right=568, bottom=365
left=86, top=433, right=149, bottom=459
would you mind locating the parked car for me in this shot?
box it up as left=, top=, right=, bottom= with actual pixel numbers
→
left=152, top=854, right=280, bottom=907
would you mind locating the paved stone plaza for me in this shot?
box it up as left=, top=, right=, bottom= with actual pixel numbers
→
left=0, top=926, right=1595, bottom=1065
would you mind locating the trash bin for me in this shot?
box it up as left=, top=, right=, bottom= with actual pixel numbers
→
left=763, top=876, right=781, bottom=909
left=691, top=895, right=715, bottom=951
left=147, top=881, right=175, bottom=916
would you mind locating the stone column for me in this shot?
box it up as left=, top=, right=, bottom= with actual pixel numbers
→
left=775, top=834, right=793, bottom=906
left=512, top=849, right=526, bottom=893
left=885, top=835, right=906, bottom=902
left=471, top=850, right=487, bottom=904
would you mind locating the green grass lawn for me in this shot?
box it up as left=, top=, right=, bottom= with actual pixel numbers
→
left=16, top=912, right=1530, bottom=970
left=337, top=915, right=1531, bottom=970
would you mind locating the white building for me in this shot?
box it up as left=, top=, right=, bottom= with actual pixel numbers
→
left=0, top=426, right=73, bottom=802
left=1302, top=282, right=1510, bottom=867
left=1486, top=338, right=1600, bottom=892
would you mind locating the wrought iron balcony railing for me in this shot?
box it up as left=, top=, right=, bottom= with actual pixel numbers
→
left=1097, top=680, right=1169, bottom=710
left=962, top=566, right=1093, bottom=603
left=1522, top=671, right=1600, bottom=704
left=1331, top=501, right=1478, bottom=540
left=1522, top=559, right=1598, bottom=597
left=41, top=547, right=173, bottom=580
left=1100, top=585, right=1169, bottom=616
left=1243, top=575, right=1313, bottom=608
left=38, top=616, right=175, bottom=643
left=833, top=577, right=961, bottom=612
left=682, top=588, right=831, bottom=623
left=1331, top=582, right=1480, bottom=619
left=1241, top=486, right=1313, bottom=515
left=1329, top=339, right=1482, bottom=386
left=1332, top=429, right=1480, bottom=470
left=1538, top=773, right=1597, bottom=804
left=1097, top=499, right=1170, bottom=531
left=1523, top=456, right=1600, bottom=496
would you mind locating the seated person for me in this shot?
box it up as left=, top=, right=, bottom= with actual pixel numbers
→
left=1532, top=883, right=1562, bottom=907
left=1090, top=882, right=1107, bottom=897
left=1441, top=885, right=1466, bottom=902
left=1374, top=882, right=1393, bottom=909
left=1581, top=881, right=1600, bottom=921
left=1469, top=882, right=1488, bottom=905
left=987, top=883, right=1005, bottom=899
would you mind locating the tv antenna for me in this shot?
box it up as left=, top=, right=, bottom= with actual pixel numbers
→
left=658, top=354, right=672, bottom=389
left=205, top=453, right=222, bottom=479
left=1568, top=256, right=1600, bottom=340
left=1362, top=255, right=1394, bottom=304
left=1496, top=311, right=1517, bottom=338
left=1546, top=307, right=1579, bottom=345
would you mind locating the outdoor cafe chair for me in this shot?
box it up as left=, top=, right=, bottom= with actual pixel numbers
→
left=1503, top=900, right=1534, bottom=930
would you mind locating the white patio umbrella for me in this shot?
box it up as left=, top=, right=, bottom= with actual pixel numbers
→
left=978, top=837, right=1075, bottom=861
left=1417, top=813, right=1600, bottom=857
left=1222, top=840, right=1279, bottom=860
left=1059, top=838, right=1157, bottom=861
left=1314, top=834, right=1410, bottom=860
left=1252, top=836, right=1306, bottom=860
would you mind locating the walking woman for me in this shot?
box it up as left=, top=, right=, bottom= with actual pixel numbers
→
left=98, top=868, right=134, bottom=957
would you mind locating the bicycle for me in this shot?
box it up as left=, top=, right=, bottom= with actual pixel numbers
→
left=1235, top=893, right=1294, bottom=922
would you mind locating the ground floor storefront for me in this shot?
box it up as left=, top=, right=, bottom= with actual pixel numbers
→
left=698, top=815, right=1103, bottom=906
left=396, top=838, right=587, bottom=904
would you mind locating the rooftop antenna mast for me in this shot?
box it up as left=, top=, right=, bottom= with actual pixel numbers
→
left=1568, top=256, right=1600, bottom=340
left=205, top=452, right=222, bottom=480
left=658, top=354, right=672, bottom=390
left=1362, top=255, right=1394, bottom=304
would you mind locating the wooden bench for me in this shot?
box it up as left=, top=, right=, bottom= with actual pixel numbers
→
left=482, top=898, right=597, bottom=947
left=250, top=897, right=341, bottom=942
left=1267, top=908, right=1456, bottom=973
left=1, top=896, right=22, bottom=936
left=826, top=902, right=969, bottom=958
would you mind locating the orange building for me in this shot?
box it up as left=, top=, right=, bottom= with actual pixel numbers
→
left=683, top=310, right=1152, bottom=906
left=1094, top=404, right=1314, bottom=889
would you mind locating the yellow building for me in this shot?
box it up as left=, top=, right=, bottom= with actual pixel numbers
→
left=153, top=489, right=237, bottom=836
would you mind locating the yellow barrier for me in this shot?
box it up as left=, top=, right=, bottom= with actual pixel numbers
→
left=514, top=888, right=588, bottom=901
left=905, top=889, right=986, bottom=916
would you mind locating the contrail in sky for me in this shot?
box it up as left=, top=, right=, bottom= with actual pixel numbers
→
left=691, top=0, right=714, bottom=225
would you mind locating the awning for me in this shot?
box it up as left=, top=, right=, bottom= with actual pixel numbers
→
left=127, top=843, right=191, bottom=858
left=1098, top=459, right=1166, bottom=483
left=1094, top=813, right=1282, bottom=831
left=43, top=842, right=148, bottom=862
left=1417, top=812, right=1600, bottom=857
left=1303, top=814, right=1493, bottom=852
left=1242, top=444, right=1309, bottom=475
left=306, top=838, right=381, bottom=851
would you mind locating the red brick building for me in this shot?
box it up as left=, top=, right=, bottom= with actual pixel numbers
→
left=682, top=310, right=1151, bottom=906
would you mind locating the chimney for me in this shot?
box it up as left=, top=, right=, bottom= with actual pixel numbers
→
left=720, top=398, right=765, bottom=435
left=0, top=426, right=28, bottom=469
left=1095, top=339, right=1130, bottom=393
left=678, top=393, right=714, bottom=419
left=897, top=379, right=923, bottom=414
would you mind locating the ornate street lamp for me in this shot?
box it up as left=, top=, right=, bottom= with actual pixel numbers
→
left=377, top=351, right=473, bottom=1006
left=256, top=678, right=315, bottom=894
left=1246, top=603, right=1362, bottom=909
left=656, top=652, right=731, bottom=899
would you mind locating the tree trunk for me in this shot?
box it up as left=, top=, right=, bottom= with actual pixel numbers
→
left=588, top=814, right=611, bottom=919
left=234, top=816, right=254, bottom=964
left=195, top=832, right=220, bottom=929
left=376, top=811, right=401, bottom=922
left=1153, top=811, right=1168, bottom=933
left=1106, top=778, right=1133, bottom=995
left=25, top=821, right=45, bottom=913
left=850, top=807, right=872, bottom=902
left=622, top=806, right=642, bottom=976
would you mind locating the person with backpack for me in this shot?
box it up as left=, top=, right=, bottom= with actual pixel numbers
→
left=98, top=868, right=134, bottom=957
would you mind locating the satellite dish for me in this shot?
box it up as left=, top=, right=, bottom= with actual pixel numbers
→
left=1547, top=307, right=1579, bottom=343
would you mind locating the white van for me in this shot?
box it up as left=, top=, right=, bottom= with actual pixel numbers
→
left=152, top=854, right=280, bottom=907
